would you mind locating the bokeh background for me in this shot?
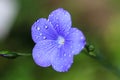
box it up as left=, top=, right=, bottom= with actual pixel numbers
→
left=0, top=0, right=120, bottom=80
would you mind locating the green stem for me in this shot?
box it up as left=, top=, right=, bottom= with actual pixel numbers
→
left=0, top=51, right=31, bottom=59
left=85, top=43, right=120, bottom=78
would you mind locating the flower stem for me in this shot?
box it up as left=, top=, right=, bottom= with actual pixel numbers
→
left=85, top=43, right=120, bottom=78
left=0, top=51, right=31, bottom=59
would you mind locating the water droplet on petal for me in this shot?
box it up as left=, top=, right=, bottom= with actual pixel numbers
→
left=50, top=14, right=53, bottom=17
left=66, top=25, right=69, bottom=27
left=82, top=46, right=84, bottom=49
left=81, top=37, right=83, bottom=39
left=54, top=65, right=56, bottom=68
left=67, top=64, right=71, bottom=68
left=40, top=33, right=42, bottom=36
left=66, top=32, right=69, bottom=34
left=35, top=36, right=39, bottom=39
left=69, top=54, right=71, bottom=57
left=36, top=20, right=40, bottom=22
left=43, top=36, right=47, bottom=39
left=56, top=24, right=58, bottom=27
left=45, top=26, right=48, bottom=29
left=64, top=54, right=66, bottom=56
left=72, top=51, right=74, bottom=54
left=36, top=27, right=40, bottom=30
left=65, top=14, right=67, bottom=16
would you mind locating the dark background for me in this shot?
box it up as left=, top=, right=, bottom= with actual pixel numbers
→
left=0, top=0, right=120, bottom=80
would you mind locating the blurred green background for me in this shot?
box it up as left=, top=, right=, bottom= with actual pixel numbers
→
left=0, top=0, right=120, bottom=80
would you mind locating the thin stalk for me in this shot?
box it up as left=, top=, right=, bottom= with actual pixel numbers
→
left=85, top=43, right=120, bottom=78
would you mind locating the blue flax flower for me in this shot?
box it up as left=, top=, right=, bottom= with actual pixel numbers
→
left=31, top=8, right=86, bottom=72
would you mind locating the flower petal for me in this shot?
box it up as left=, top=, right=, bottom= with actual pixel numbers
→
left=51, top=47, right=73, bottom=72
left=32, top=40, right=58, bottom=67
left=65, top=28, right=86, bottom=55
left=31, top=18, right=58, bottom=43
left=48, top=8, right=71, bottom=36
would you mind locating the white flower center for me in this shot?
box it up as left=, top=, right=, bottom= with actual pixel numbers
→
left=57, top=36, right=65, bottom=45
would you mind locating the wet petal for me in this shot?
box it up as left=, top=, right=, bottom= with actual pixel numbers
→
left=48, top=8, right=71, bottom=35
left=32, top=40, right=58, bottom=67
left=65, top=28, right=86, bottom=55
left=31, top=18, right=58, bottom=43
left=51, top=47, right=73, bottom=72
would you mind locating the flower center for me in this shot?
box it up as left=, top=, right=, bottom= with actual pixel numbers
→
left=57, top=36, right=65, bottom=45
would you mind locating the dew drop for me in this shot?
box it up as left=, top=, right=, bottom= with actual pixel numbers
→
left=67, top=64, right=71, bottom=68
left=66, top=32, right=69, bottom=34
left=82, top=46, right=84, bottom=49
left=43, top=36, right=47, bottom=39
left=81, top=37, right=83, bottom=39
left=36, top=27, right=40, bottom=30
left=56, top=24, right=58, bottom=27
left=36, top=19, right=40, bottom=22
left=72, top=51, right=74, bottom=54
left=54, top=65, right=56, bottom=68
left=50, top=14, right=53, bottom=17
left=65, top=14, right=67, bottom=16
left=56, top=17, right=58, bottom=20
left=40, top=33, right=42, bottom=36
left=69, top=54, right=71, bottom=57
left=64, top=54, right=66, bottom=57
left=45, top=26, right=48, bottom=29
left=36, top=36, right=39, bottom=39
left=66, top=25, right=69, bottom=27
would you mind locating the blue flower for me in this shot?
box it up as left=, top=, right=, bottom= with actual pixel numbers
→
left=31, top=8, right=86, bottom=72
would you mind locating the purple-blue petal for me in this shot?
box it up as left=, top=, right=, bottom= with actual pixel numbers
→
left=65, top=28, right=86, bottom=55
left=31, top=18, right=58, bottom=43
left=48, top=8, right=71, bottom=36
left=32, top=40, right=58, bottom=67
left=51, top=47, right=73, bottom=72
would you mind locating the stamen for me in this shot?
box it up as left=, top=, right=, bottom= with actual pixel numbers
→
left=57, top=36, right=65, bottom=45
